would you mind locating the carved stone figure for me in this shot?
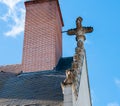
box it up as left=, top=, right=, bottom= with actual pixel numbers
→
left=77, top=40, right=84, bottom=49
left=62, top=69, right=75, bottom=85
left=73, top=54, right=79, bottom=62
left=72, top=62, right=79, bottom=70
left=75, top=47, right=84, bottom=55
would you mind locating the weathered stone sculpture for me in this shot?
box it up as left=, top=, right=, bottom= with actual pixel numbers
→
left=62, top=16, right=93, bottom=99
left=63, top=69, right=75, bottom=85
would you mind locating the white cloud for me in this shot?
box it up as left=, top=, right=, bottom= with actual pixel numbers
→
left=0, top=0, right=25, bottom=37
left=115, top=78, right=120, bottom=88
left=107, top=102, right=119, bottom=106
left=0, top=0, right=21, bottom=9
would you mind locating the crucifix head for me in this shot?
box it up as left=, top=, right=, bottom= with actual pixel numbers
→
left=76, top=17, right=83, bottom=29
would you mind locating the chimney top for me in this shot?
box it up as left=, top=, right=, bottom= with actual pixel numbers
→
left=25, top=0, right=64, bottom=26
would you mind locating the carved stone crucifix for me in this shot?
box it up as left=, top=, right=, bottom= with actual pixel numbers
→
left=67, top=17, right=93, bottom=41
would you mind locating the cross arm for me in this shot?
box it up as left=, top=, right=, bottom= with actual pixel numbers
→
left=67, top=28, right=76, bottom=36
left=83, top=26, right=93, bottom=33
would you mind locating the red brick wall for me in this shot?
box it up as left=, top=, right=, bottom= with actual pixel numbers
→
left=22, top=0, right=63, bottom=72
left=0, top=64, right=22, bottom=74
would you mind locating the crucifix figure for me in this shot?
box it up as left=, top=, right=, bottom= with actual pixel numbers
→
left=67, top=17, right=93, bottom=41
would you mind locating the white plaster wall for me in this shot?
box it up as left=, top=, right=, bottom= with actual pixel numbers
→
left=63, top=86, right=73, bottom=106
left=72, top=55, right=92, bottom=106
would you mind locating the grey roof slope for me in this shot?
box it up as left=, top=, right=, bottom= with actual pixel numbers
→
left=0, top=57, right=73, bottom=106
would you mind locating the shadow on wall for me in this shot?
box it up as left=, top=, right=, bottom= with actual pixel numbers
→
left=56, top=57, right=73, bottom=71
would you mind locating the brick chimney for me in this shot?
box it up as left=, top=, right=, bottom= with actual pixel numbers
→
left=22, top=0, right=64, bottom=72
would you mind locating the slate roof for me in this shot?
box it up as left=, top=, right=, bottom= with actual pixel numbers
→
left=0, top=57, right=73, bottom=106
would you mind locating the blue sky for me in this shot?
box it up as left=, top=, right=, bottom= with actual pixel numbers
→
left=0, top=0, right=120, bottom=106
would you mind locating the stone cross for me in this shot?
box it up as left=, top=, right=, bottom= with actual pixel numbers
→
left=62, top=17, right=93, bottom=99
left=67, top=17, right=93, bottom=41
